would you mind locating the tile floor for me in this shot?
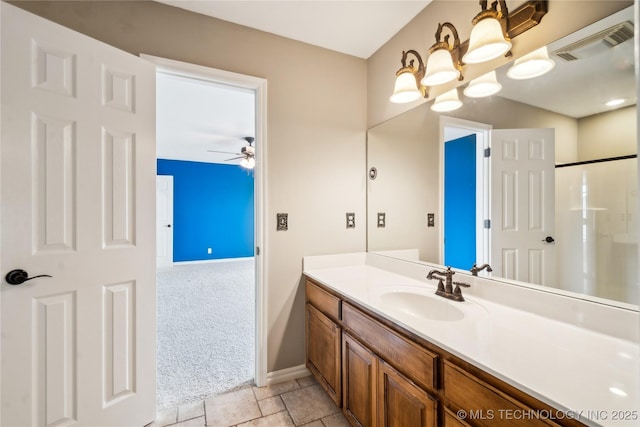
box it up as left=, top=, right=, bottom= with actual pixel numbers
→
left=147, top=375, right=351, bottom=427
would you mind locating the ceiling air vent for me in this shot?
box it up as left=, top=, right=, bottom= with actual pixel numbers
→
left=552, top=20, right=634, bottom=62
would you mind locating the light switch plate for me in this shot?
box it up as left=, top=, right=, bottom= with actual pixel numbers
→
left=277, top=213, right=288, bottom=231
left=427, top=213, right=435, bottom=227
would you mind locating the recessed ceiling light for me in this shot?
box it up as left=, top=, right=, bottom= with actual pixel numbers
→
left=605, top=99, right=625, bottom=107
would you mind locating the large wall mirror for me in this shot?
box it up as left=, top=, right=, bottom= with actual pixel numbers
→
left=367, top=4, right=638, bottom=308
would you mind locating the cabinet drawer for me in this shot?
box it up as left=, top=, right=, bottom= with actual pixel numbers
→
left=342, top=302, right=437, bottom=392
left=306, top=280, right=341, bottom=322
left=443, top=361, right=559, bottom=426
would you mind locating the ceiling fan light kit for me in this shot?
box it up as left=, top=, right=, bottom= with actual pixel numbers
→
left=390, top=0, right=550, bottom=111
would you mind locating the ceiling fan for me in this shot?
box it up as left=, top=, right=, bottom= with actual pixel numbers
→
left=208, top=136, right=255, bottom=169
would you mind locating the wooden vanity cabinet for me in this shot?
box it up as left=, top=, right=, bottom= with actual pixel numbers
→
left=305, top=281, right=342, bottom=406
left=342, top=331, right=437, bottom=427
left=342, top=332, right=377, bottom=427
left=377, top=360, right=438, bottom=427
left=304, top=278, right=585, bottom=427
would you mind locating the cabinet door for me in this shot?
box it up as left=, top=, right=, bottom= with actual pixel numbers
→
left=306, top=303, right=342, bottom=405
left=343, top=333, right=377, bottom=427
left=377, top=361, right=437, bottom=427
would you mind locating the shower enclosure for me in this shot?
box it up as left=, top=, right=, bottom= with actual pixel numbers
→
left=555, top=156, right=638, bottom=304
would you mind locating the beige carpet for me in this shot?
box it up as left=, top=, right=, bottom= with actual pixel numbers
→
left=156, top=258, right=255, bottom=408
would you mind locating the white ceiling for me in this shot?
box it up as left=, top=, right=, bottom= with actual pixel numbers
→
left=156, top=0, right=432, bottom=59
left=156, top=73, right=255, bottom=165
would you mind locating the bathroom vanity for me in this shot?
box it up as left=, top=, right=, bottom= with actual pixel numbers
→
left=303, top=253, right=639, bottom=427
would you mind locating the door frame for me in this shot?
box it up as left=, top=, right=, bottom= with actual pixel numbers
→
left=141, top=54, right=268, bottom=387
left=439, top=116, right=492, bottom=267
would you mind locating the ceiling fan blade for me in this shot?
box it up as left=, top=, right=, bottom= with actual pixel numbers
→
left=224, top=156, right=245, bottom=161
left=208, top=150, right=240, bottom=155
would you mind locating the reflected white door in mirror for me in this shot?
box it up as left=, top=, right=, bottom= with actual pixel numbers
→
left=441, top=118, right=556, bottom=286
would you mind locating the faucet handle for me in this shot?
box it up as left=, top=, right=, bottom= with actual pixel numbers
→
left=451, top=281, right=470, bottom=302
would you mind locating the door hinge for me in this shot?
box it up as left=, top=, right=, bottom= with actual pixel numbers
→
left=256, top=246, right=260, bottom=256
left=484, top=147, right=491, bottom=158
left=484, top=219, right=491, bottom=229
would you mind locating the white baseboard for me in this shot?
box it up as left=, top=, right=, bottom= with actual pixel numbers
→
left=172, top=256, right=255, bottom=266
left=265, top=364, right=311, bottom=386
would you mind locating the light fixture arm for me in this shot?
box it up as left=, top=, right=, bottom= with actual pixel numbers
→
left=433, top=22, right=461, bottom=52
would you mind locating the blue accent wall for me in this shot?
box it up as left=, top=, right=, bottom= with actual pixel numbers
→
left=444, top=135, right=476, bottom=270
left=157, top=159, right=254, bottom=262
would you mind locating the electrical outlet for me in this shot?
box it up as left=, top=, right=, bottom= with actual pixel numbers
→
left=377, top=212, right=386, bottom=228
left=346, top=212, right=356, bottom=229
left=207, top=248, right=212, bottom=254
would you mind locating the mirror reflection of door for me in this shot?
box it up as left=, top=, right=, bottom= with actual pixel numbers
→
left=490, top=128, right=556, bottom=286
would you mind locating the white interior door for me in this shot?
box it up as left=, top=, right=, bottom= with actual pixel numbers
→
left=490, top=128, right=555, bottom=286
left=1, top=3, right=156, bottom=426
left=157, top=176, right=174, bottom=268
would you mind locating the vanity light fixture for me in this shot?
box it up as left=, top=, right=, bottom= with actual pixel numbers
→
left=463, top=70, right=502, bottom=98
left=390, top=50, right=426, bottom=103
left=506, top=46, right=555, bottom=79
left=431, top=88, right=463, bottom=112
left=422, top=22, right=464, bottom=86
left=463, top=0, right=512, bottom=64
left=389, top=1, right=548, bottom=106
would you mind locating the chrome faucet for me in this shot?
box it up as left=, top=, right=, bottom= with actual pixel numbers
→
left=427, top=266, right=470, bottom=302
left=470, top=263, right=493, bottom=276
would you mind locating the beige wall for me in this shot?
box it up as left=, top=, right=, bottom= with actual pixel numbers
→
left=9, top=0, right=367, bottom=373
left=367, top=0, right=633, bottom=128
left=578, top=106, right=637, bottom=161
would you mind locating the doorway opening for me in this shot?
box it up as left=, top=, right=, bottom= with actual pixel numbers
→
left=145, top=55, right=267, bottom=409
left=439, top=116, right=492, bottom=268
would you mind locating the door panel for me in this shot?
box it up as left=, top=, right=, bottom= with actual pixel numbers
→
left=490, top=129, right=555, bottom=286
left=1, top=3, right=156, bottom=426
left=343, top=333, right=377, bottom=427
left=377, top=361, right=437, bottom=427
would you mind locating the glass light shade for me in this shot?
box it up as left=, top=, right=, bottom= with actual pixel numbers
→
left=431, top=88, right=462, bottom=112
left=462, top=17, right=512, bottom=64
left=240, top=158, right=249, bottom=168
left=463, top=70, right=502, bottom=98
left=246, top=157, right=256, bottom=169
left=389, top=71, right=421, bottom=103
left=421, top=48, right=460, bottom=86
left=506, top=46, right=555, bottom=80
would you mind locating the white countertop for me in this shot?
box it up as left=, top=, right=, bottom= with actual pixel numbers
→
left=303, top=253, right=640, bottom=427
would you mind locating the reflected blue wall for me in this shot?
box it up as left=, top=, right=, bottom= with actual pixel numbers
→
left=444, top=135, right=476, bottom=269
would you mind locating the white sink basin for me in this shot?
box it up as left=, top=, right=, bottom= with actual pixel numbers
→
left=380, top=291, right=465, bottom=321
